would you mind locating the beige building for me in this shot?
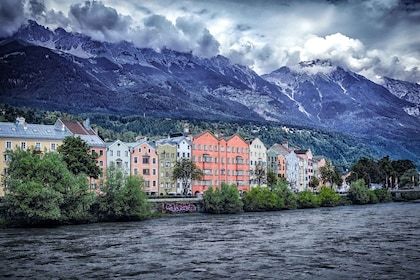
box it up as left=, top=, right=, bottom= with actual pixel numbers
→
left=0, top=117, right=72, bottom=196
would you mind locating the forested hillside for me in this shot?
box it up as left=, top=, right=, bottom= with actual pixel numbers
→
left=1, top=104, right=377, bottom=171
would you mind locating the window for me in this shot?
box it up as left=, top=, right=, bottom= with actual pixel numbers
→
left=50, top=143, right=56, bottom=151
left=134, top=168, right=138, bottom=175
left=198, top=144, right=202, bottom=150
left=153, top=181, right=156, bottom=187
left=99, top=161, right=104, bottom=167
left=110, top=150, right=113, bottom=156
left=99, top=150, right=104, bottom=156
left=117, top=151, right=121, bottom=157
left=221, top=146, right=225, bottom=152
left=204, top=169, right=212, bottom=175
left=143, top=169, right=150, bottom=175
left=144, top=181, right=150, bottom=187
left=153, top=169, right=156, bottom=175
left=204, top=145, right=207, bottom=151
left=6, top=141, right=12, bottom=149
left=134, top=157, right=138, bottom=163
left=209, top=145, right=212, bottom=151
left=152, top=158, right=156, bottom=164
left=20, top=142, right=26, bottom=150
left=125, top=151, right=128, bottom=157
left=4, top=154, right=11, bottom=163
left=143, top=157, right=149, bottom=164
left=35, top=142, right=41, bottom=150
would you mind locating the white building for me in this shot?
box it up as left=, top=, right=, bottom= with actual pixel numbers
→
left=248, top=137, right=267, bottom=188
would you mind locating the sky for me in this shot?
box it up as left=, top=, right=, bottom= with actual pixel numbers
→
left=1, top=0, right=419, bottom=83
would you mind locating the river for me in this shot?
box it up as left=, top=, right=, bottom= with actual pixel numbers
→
left=1, top=202, right=419, bottom=279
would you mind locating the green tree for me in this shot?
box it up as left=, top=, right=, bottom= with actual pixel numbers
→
left=318, top=186, right=340, bottom=207
left=309, top=176, right=320, bottom=192
left=171, top=158, right=204, bottom=195
left=297, top=190, right=320, bottom=208
left=266, top=170, right=278, bottom=188
left=2, top=149, right=94, bottom=226
left=57, top=136, right=101, bottom=179
left=348, top=179, right=370, bottom=204
left=97, top=164, right=150, bottom=221
left=203, top=184, right=243, bottom=214
left=242, top=187, right=284, bottom=212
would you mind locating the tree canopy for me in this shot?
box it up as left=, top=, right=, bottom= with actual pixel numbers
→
left=171, top=158, right=204, bottom=195
left=57, top=136, right=101, bottom=179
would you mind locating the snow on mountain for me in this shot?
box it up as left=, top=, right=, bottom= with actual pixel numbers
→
left=1, top=21, right=419, bottom=166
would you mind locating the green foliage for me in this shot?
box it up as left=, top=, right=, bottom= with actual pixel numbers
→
left=266, top=170, right=278, bottom=187
left=348, top=179, right=371, bottom=205
left=97, top=165, right=150, bottom=221
left=171, top=158, right=204, bottom=195
left=2, top=149, right=94, bottom=226
left=297, top=190, right=320, bottom=208
left=350, top=156, right=417, bottom=188
left=373, top=188, right=392, bottom=203
left=271, top=181, right=298, bottom=210
left=242, top=187, right=284, bottom=212
left=320, top=161, right=343, bottom=187
left=57, top=136, right=101, bottom=179
left=318, top=186, right=341, bottom=207
left=203, top=184, right=243, bottom=214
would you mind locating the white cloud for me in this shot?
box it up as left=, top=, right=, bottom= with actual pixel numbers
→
left=3, top=0, right=419, bottom=83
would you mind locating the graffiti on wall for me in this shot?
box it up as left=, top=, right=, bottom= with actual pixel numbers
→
left=165, top=203, right=198, bottom=213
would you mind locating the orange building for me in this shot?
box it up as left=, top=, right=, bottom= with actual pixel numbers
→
left=191, top=131, right=250, bottom=195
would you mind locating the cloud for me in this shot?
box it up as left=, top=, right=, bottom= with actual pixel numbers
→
left=1, top=0, right=418, bottom=83
left=0, top=0, right=26, bottom=36
left=69, top=1, right=131, bottom=41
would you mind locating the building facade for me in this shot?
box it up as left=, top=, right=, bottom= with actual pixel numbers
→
left=248, top=137, right=267, bottom=188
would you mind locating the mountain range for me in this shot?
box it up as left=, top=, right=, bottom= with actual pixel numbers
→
left=0, top=21, right=419, bottom=167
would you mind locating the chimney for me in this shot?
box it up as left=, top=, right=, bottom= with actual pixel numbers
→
left=83, top=118, right=91, bottom=130
left=183, top=123, right=190, bottom=135
left=282, top=141, right=288, bottom=149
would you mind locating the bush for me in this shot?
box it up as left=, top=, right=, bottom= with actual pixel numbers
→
left=297, top=190, right=320, bottom=208
left=272, top=182, right=298, bottom=210
left=368, top=190, right=379, bottom=204
left=348, top=179, right=371, bottom=205
left=374, top=188, right=392, bottom=203
left=242, top=187, right=284, bottom=212
left=203, top=184, right=243, bottom=214
left=318, top=186, right=341, bottom=207
left=96, top=165, right=151, bottom=221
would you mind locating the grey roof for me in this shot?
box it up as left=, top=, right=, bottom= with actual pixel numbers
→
left=0, top=122, right=72, bottom=140
left=157, top=135, right=191, bottom=146
left=78, top=134, right=106, bottom=148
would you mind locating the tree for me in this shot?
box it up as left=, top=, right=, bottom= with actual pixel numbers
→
left=2, top=148, right=94, bottom=226
left=57, top=136, right=101, bottom=179
left=266, top=170, right=278, bottom=188
left=97, top=164, right=150, bottom=221
left=203, top=184, right=243, bottom=214
left=318, top=186, right=340, bottom=207
left=309, top=176, right=320, bottom=192
left=242, top=187, right=284, bottom=212
left=320, top=161, right=342, bottom=187
left=253, top=162, right=267, bottom=186
left=171, top=158, right=204, bottom=195
left=348, top=179, right=370, bottom=205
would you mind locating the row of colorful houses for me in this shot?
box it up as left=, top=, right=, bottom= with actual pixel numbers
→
left=0, top=117, right=327, bottom=196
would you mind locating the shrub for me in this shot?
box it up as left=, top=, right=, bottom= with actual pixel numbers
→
left=297, top=190, right=320, bottom=208
left=242, top=187, right=284, bottom=212
left=348, top=179, right=370, bottom=205
left=318, top=186, right=341, bottom=207
left=374, top=188, right=392, bottom=203
left=203, top=184, right=243, bottom=214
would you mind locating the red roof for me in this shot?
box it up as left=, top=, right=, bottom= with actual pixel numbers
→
left=62, top=120, right=95, bottom=135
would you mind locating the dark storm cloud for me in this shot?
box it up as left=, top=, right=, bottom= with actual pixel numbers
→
left=0, top=0, right=26, bottom=36
left=69, top=1, right=131, bottom=39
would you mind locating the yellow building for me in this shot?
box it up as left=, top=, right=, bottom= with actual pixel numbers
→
left=0, top=117, right=72, bottom=196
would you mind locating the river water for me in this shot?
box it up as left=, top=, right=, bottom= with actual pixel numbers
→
left=1, top=202, right=419, bottom=279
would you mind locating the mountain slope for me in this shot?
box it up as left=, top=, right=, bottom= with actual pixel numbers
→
left=0, top=21, right=419, bottom=166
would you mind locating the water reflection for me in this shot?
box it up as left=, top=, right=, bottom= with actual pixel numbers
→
left=1, top=202, right=419, bottom=279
